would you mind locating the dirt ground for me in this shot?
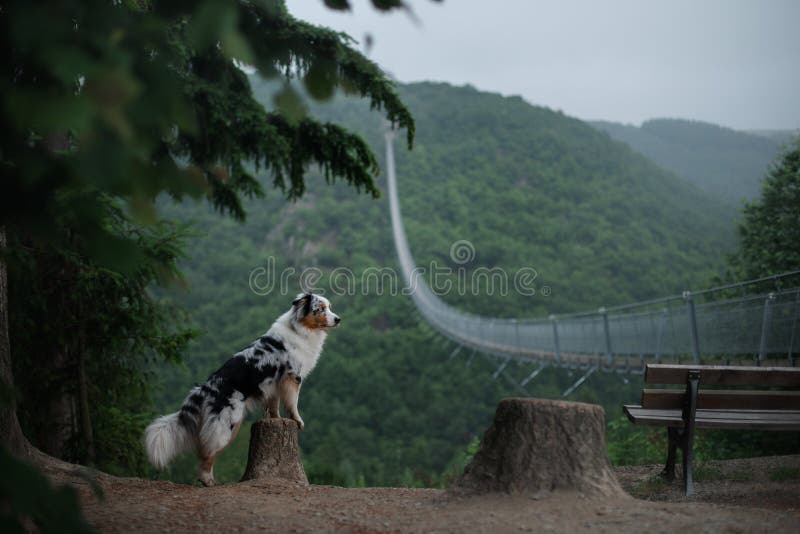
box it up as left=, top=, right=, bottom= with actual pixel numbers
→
left=46, top=455, right=800, bottom=533
left=615, top=454, right=800, bottom=515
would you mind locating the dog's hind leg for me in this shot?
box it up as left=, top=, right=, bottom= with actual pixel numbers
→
left=279, top=372, right=304, bottom=429
left=198, top=452, right=218, bottom=487
left=197, top=415, right=244, bottom=486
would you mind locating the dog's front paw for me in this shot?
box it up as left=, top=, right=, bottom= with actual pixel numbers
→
left=198, top=473, right=216, bottom=487
left=293, top=416, right=305, bottom=430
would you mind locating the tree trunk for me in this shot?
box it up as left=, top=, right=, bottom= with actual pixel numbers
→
left=240, top=418, right=308, bottom=484
left=0, top=226, right=29, bottom=455
left=77, top=346, right=95, bottom=464
left=453, top=398, right=624, bottom=497
left=34, top=345, right=76, bottom=458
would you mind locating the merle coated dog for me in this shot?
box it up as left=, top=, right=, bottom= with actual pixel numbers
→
left=144, top=293, right=339, bottom=486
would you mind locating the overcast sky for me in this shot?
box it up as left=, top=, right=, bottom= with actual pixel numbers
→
left=287, top=0, right=800, bottom=131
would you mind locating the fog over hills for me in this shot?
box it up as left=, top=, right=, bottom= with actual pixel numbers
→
left=590, top=118, right=792, bottom=206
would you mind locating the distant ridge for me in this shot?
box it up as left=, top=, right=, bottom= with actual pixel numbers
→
left=746, top=129, right=798, bottom=146
left=590, top=118, right=787, bottom=205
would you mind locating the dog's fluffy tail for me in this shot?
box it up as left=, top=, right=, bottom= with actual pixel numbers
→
left=144, top=412, right=194, bottom=470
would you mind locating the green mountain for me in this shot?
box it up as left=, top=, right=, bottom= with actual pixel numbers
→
left=590, top=118, right=787, bottom=206
left=152, top=82, right=740, bottom=487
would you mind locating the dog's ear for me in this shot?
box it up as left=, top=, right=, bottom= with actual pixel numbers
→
left=292, top=293, right=313, bottom=316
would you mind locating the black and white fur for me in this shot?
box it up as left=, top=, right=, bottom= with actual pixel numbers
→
left=144, top=293, right=339, bottom=486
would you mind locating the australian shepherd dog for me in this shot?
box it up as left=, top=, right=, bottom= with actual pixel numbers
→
left=144, top=293, right=339, bottom=486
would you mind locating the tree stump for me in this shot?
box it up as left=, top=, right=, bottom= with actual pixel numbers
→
left=453, top=398, right=623, bottom=497
left=240, top=418, right=308, bottom=484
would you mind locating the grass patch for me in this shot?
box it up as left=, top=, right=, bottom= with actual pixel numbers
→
left=769, top=467, right=800, bottom=481
left=631, top=475, right=669, bottom=498
left=693, top=463, right=723, bottom=482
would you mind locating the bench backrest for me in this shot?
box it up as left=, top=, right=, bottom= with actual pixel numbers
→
left=645, top=364, right=800, bottom=387
left=642, top=364, right=800, bottom=411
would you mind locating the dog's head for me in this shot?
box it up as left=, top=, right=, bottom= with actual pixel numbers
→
left=291, top=293, right=340, bottom=330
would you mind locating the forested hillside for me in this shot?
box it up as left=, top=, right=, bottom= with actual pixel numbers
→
left=591, top=118, right=786, bottom=206
left=152, top=82, right=739, bottom=487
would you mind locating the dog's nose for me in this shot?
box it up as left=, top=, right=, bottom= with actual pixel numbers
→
left=334, top=316, right=341, bottom=324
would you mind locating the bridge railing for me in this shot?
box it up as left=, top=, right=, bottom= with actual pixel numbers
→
left=385, top=129, right=800, bottom=371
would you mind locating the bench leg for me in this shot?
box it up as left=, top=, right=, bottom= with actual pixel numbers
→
left=661, top=426, right=679, bottom=481
left=662, top=425, right=694, bottom=493
left=681, top=371, right=700, bottom=496
left=681, top=435, right=694, bottom=496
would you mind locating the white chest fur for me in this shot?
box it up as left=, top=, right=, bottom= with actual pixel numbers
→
left=268, top=311, right=327, bottom=378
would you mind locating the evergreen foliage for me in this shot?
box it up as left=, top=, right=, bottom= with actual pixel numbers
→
left=733, top=138, right=800, bottom=278
left=7, top=200, right=197, bottom=472
left=1, top=0, right=413, bottom=249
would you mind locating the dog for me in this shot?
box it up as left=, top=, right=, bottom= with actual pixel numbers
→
left=144, top=293, right=339, bottom=486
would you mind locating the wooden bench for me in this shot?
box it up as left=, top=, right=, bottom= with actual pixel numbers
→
left=623, top=364, right=800, bottom=495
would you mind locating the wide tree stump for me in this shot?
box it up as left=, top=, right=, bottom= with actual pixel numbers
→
left=240, top=418, right=308, bottom=484
left=454, top=398, right=623, bottom=497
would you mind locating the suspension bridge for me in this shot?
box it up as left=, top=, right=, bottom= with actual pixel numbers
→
left=384, top=130, right=800, bottom=396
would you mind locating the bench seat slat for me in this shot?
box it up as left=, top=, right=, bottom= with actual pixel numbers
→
left=641, top=389, right=800, bottom=410
left=630, top=416, right=800, bottom=431
left=632, top=408, right=800, bottom=420
left=645, top=365, right=800, bottom=387
left=623, top=405, right=800, bottom=430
